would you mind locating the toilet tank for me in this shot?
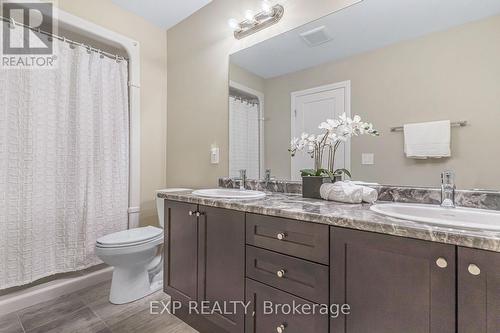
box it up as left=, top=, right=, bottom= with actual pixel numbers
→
left=156, top=195, right=165, bottom=228
left=155, top=189, right=192, bottom=228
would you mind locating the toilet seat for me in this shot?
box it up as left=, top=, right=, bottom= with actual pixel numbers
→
left=96, top=226, right=163, bottom=248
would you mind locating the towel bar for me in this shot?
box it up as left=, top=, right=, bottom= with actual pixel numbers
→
left=390, top=120, right=468, bottom=132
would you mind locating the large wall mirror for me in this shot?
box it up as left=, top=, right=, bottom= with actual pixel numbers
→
left=228, top=0, right=500, bottom=190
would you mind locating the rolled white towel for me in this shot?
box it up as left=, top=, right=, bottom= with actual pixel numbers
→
left=320, top=182, right=363, bottom=203
left=361, top=186, right=378, bottom=203
left=320, top=181, right=378, bottom=204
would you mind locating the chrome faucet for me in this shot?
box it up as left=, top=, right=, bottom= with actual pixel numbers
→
left=239, top=169, right=247, bottom=190
left=441, top=170, right=456, bottom=208
left=264, top=169, right=272, bottom=185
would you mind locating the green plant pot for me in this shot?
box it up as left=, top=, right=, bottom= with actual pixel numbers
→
left=302, top=176, right=331, bottom=199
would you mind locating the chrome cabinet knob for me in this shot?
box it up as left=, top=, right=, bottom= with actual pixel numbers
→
left=276, top=233, right=286, bottom=241
left=196, top=211, right=202, bottom=217
left=468, top=264, right=481, bottom=276
left=276, top=324, right=286, bottom=333
left=436, top=257, right=448, bottom=268
left=276, top=269, right=286, bottom=278
left=188, top=211, right=194, bottom=216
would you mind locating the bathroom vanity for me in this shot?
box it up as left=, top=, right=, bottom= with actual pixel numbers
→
left=160, top=191, right=500, bottom=333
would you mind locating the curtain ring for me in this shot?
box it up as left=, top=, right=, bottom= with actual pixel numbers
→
left=9, top=17, right=16, bottom=29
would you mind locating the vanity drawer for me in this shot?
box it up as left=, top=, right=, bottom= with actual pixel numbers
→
left=246, top=246, right=329, bottom=304
left=246, top=214, right=329, bottom=264
left=245, top=278, right=328, bottom=333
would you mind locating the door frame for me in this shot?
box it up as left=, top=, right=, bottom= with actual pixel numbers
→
left=290, top=81, right=351, bottom=178
left=229, top=80, right=265, bottom=178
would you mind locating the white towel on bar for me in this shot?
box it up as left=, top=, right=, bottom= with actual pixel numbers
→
left=403, top=120, right=451, bottom=158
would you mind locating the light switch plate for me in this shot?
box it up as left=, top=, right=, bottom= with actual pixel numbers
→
left=210, top=147, right=220, bottom=164
left=362, top=153, right=374, bottom=165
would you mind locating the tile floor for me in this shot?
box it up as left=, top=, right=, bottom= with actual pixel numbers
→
left=0, top=281, right=198, bottom=333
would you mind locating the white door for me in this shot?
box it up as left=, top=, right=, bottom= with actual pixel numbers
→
left=291, top=81, right=351, bottom=181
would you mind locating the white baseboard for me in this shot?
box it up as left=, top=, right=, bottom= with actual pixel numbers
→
left=0, top=267, right=113, bottom=316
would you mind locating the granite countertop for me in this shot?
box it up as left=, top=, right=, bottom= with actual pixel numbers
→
left=157, top=190, right=500, bottom=253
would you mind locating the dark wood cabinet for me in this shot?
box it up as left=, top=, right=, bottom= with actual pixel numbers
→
left=163, top=201, right=245, bottom=333
left=458, top=247, right=500, bottom=333
left=164, top=200, right=199, bottom=303
left=245, top=279, right=329, bottom=333
left=331, top=227, right=456, bottom=333
left=198, top=206, right=245, bottom=333
left=164, top=201, right=500, bottom=333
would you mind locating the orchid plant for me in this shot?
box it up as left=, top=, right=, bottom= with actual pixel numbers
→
left=289, top=113, right=379, bottom=180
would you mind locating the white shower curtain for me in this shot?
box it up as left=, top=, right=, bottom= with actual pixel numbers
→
left=229, top=97, right=260, bottom=180
left=0, top=35, right=129, bottom=289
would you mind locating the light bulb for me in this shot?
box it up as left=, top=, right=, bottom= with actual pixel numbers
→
left=227, top=18, right=240, bottom=30
left=244, top=10, right=254, bottom=22
left=262, top=0, right=273, bottom=14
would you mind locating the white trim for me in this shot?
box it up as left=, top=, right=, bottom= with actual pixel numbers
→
left=0, top=267, right=113, bottom=315
left=290, top=81, right=351, bottom=177
left=229, top=81, right=265, bottom=178
left=55, top=9, right=141, bottom=228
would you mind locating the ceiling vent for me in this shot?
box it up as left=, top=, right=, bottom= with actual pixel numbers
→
left=299, top=26, right=332, bottom=47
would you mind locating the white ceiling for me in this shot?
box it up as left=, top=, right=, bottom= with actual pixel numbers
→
left=231, top=0, right=500, bottom=79
left=111, top=0, right=212, bottom=30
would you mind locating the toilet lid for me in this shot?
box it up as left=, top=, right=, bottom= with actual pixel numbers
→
left=97, top=226, right=163, bottom=246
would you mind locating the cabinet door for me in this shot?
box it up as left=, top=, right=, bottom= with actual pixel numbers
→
left=331, top=227, right=455, bottom=333
left=164, top=200, right=199, bottom=303
left=198, top=206, right=245, bottom=333
left=458, top=247, right=500, bottom=333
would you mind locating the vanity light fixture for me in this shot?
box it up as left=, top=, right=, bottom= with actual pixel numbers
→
left=229, top=2, right=284, bottom=40
left=261, top=0, right=273, bottom=14
left=244, top=10, right=255, bottom=22
left=228, top=18, right=240, bottom=30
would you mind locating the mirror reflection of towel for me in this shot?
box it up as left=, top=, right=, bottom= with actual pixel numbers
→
left=403, top=120, right=451, bottom=159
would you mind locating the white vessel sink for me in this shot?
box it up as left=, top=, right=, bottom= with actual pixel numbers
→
left=192, top=189, right=266, bottom=200
left=370, top=203, right=500, bottom=231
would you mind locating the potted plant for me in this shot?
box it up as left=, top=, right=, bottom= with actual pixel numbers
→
left=289, top=113, right=379, bottom=198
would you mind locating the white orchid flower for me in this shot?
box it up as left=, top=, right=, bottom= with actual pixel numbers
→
left=290, top=112, right=379, bottom=172
left=338, top=113, right=348, bottom=123
left=319, top=118, right=340, bottom=131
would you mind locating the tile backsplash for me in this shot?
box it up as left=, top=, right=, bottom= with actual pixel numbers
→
left=219, top=178, right=500, bottom=211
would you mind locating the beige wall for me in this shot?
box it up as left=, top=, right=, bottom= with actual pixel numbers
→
left=59, top=0, right=168, bottom=226
left=166, top=0, right=361, bottom=188
left=230, top=63, right=265, bottom=93
left=263, top=15, right=500, bottom=189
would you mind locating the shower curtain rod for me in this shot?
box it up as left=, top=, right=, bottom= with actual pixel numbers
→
left=229, top=87, right=260, bottom=105
left=0, top=16, right=128, bottom=61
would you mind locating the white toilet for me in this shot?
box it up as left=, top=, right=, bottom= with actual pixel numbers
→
left=95, top=192, right=168, bottom=304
